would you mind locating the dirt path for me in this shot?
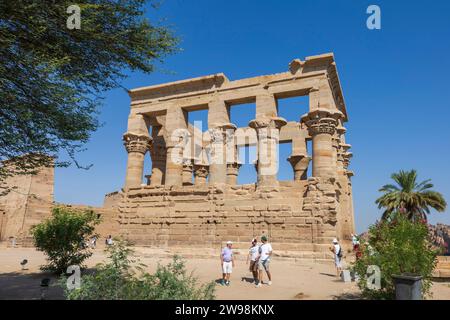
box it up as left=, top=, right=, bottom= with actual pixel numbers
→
left=0, top=247, right=449, bottom=300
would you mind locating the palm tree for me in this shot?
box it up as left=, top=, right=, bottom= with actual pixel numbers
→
left=376, top=169, right=447, bottom=222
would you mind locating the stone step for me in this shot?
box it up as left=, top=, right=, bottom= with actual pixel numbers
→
left=437, top=256, right=450, bottom=262
left=433, top=269, right=450, bottom=278
left=432, top=256, right=450, bottom=278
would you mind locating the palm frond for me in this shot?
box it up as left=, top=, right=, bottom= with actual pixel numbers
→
left=376, top=169, right=447, bottom=221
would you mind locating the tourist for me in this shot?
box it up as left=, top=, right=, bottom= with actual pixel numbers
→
left=106, top=235, right=113, bottom=246
left=256, top=235, right=272, bottom=287
left=246, top=238, right=260, bottom=284
left=220, top=241, right=234, bottom=286
left=351, top=233, right=361, bottom=260
left=330, top=238, right=342, bottom=277
left=91, top=235, right=97, bottom=249
left=351, top=233, right=359, bottom=247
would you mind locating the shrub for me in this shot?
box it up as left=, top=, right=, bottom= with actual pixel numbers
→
left=353, top=214, right=438, bottom=299
left=64, top=240, right=216, bottom=300
left=32, top=206, right=100, bottom=274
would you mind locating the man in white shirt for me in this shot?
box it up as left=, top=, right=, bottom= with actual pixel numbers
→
left=256, top=235, right=272, bottom=287
left=246, top=238, right=260, bottom=284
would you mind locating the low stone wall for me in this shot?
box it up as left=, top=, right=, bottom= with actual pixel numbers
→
left=118, top=180, right=344, bottom=261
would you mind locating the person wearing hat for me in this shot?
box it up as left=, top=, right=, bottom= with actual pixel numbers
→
left=220, top=240, right=235, bottom=286
left=256, top=235, right=272, bottom=287
left=246, top=238, right=260, bottom=284
left=330, top=238, right=343, bottom=277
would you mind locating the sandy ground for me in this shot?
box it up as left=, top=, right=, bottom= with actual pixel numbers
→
left=1, top=247, right=449, bottom=300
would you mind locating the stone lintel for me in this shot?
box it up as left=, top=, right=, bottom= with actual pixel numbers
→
left=128, top=53, right=348, bottom=121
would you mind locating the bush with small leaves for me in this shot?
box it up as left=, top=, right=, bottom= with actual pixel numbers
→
left=64, top=240, right=215, bottom=300
left=352, top=214, right=437, bottom=299
left=32, top=206, right=100, bottom=274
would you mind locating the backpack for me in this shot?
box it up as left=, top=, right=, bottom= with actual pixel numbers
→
left=337, top=246, right=343, bottom=258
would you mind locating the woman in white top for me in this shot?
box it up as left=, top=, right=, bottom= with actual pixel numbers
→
left=330, top=238, right=342, bottom=277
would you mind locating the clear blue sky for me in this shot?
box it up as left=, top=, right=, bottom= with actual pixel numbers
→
left=55, top=0, right=450, bottom=233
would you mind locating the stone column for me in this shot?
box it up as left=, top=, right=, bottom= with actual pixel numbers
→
left=182, top=158, right=194, bottom=185
left=123, top=132, right=152, bottom=188
left=343, top=151, right=355, bottom=239
left=332, top=135, right=340, bottom=173
left=208, top=123, right=236, bottom=185
left=226, top=162, right=241, bottom=185
left=149, top=127, right=166, bottom=186
left=300, top=109, right=343, bottom=178
left=164, top=106, right=187, bottom=187
left=346, top=169, right=356, bottom=235
left=287, top=154, right=311, bottom=181
left=193, top=164, right=209, bottom=185
left=336, top=125, right=347, bottom=176
left=149, top=144, right=166, bottom=186
left=225, top=124, right=239, bottom=185
left=193, top=149, right=209, bottom=186
left=165, top=143, right=183, bottom=186
left=249, top=117, right=287, bottom=186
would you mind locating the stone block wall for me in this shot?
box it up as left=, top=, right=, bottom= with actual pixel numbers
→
left=118, top=180, right=343, bottom=260
left=0, top=165, right=53, bottom=242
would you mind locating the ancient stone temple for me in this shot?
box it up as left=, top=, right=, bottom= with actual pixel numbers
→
left=118, top=53, right=355, bottom=260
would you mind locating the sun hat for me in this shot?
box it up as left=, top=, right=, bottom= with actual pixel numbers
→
left=332, top=238, right=338, bottom=244
left=226, top=241, right=233, bottom=245
left=261, top=235, right=268, bottom=242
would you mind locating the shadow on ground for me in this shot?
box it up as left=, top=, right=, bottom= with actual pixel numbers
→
left=240, top=276, right=256, bottom=284
left=0, top=271, right=65, bottom=300
left=319, top=272, right=337, bottom=278
left=332, top=292, right=362, bottom=300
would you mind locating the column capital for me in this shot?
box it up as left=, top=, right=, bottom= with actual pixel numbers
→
left=287, top=153, right=310, bottom=165
left=182, top=158, right=194, bottom=185
left=249, top=116, right=287, bottom=131
left=301, top=109, right=343, bottom=136
left=207, top=123, right=236, bottom=144
left=339, top=143, right=352, bottom=152
left=227, top=161, right=242, bottom=173
left=226, top=161, right=241, bottom=185
left=164, top=128, right=189, bottom=149
left=336, top=124, right=347, bottom=135
left=182, top=158, right=193, bottom=166
left=123, top=132, right=152, bottom=154
left=332, top=136, right=340, bottom=149
left=193, top=164, right=209, bottom=179
left=287, top=154, right=311, bottom=181
left=343, top=152, right=353, bottom=169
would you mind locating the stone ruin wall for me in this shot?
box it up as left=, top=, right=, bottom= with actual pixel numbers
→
left=0, top=165, right=53, bottom=243
left=0, top=165, right=118, bottom=246
left=118, top=53, right=356, bottom=260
